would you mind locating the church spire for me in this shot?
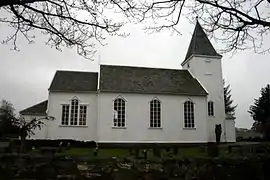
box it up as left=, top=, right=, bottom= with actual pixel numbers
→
left=182, top=20, right=221, bottom=64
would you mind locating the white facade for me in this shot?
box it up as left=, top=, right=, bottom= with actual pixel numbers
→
left=45, top=92, right=98, bottom=141
left=98, top=93, right=208, bottom=143
left=182, top=55, right=235, bottom=142
left=26, top=90, right=235, bottom=143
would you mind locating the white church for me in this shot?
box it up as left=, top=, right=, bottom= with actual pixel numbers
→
left=20, top=21, right=236, bottom=144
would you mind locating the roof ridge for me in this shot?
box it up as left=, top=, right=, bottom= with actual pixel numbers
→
left=56, top=70, right=98, bottom=73
left=101, top=64, right=188, bottom=71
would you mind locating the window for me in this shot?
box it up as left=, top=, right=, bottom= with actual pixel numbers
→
left=208, top=101, right=214, bottom=116
left=60, top=97, right=88, bottom=126
left=70, top=98, right=79, bottom=125
left=184, top=101, right=195, bottom=128
left=113, top=97, right=125, bottom=127
left=150, top=99, right=161, bottom=128
left=61, top=105, right=69, bottom=125
left=79, top=105, right=87, bottom=125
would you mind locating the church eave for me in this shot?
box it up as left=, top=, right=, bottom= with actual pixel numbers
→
left=99, top=89, right=207, bottom=96
left=181, top=54, right=222, bottom=66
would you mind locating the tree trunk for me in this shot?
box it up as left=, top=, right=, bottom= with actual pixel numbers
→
left=20, top=135, right=26, bottom=153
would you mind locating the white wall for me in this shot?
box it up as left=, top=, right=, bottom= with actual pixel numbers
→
left=46, top=92, right=98, bottom=141
left=98, top=92, right=208, bottom=143
left=225, top=120, right=236, bottom=142
left=182, top=55, right=232, bottom=142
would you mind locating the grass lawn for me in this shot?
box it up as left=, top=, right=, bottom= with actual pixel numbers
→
left=57, top=146, right=211, bottom=159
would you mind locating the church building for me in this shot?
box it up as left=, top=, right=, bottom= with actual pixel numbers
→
left=20, top=21, right=236, bottom=143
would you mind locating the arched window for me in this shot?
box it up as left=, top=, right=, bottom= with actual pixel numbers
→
left=113, top=97, right=125, bottom=127
left=184, top=101, right=195, bottom=128
left=150, top=99, right=161, bottom=128
left=208, top=101, right=214, bottom=116
left=61, top=97, right=88, bottom=126
left=70, top=98, right=79, bottom=125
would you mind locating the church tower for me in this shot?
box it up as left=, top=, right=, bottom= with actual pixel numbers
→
left=181, top=21, right=229, bottom=142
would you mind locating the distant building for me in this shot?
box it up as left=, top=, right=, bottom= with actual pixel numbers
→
left=20, top=21, right=236, bottom=144
left=236, top=128, right=262, bottom=139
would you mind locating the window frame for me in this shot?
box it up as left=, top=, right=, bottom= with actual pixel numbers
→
left=183, top=100, right=195, bottom=129
left=112, top=96, right=126, bottom=128
left=149, top=98, right=162, bottom=129
left=79, top=105, right=87, bottom=126
left=70, top=98, right=79, bottom=125
left=60, top=97, right=88, bottom=127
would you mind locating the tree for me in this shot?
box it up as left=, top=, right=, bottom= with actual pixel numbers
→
left=224, top=80, right=237, bottom=119
left=0, top=99, right=54, bottom=152
left=249, top=84, right=270, bottom=140
left=0, top=0, right=270, bottom=59
left=13, top=115, right=54, bottom=152
left=0, top=100, right=19, bottom=139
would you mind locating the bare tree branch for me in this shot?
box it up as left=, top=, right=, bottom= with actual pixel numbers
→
left=0, top=0, right=270, bottom=58
left=126, top=0, right=270, bottom=54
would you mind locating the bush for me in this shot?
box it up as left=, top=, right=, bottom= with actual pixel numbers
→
left=236, top=136, right=244, bottom=142
left=153, top=147, right=161, bottom=158
left=11, top=139, right=97, bottom=150
left=173, top=147, right=178, bottom=155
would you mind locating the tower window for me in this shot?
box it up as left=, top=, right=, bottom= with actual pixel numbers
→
left=208, top=101, right=214, bottom=116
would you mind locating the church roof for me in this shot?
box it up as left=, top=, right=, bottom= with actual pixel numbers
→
left=49, top=71, right=98, bottom=92
left=183, top=21, right=221, bottom=64
left=99, top=65, right=207, bottom=96
left=20, top=100, right=48, bottom=115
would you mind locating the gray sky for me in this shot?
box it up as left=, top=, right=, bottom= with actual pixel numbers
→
left=0, top=17, right=269, bottom=129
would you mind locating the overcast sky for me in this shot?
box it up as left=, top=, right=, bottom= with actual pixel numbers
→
left=0, top=16, right=269, bottom=129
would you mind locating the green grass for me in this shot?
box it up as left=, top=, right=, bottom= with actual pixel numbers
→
left=56, top=146, right=211, bottom=159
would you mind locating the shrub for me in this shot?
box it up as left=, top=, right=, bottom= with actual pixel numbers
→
left=173, top=147, right=178, bottom=155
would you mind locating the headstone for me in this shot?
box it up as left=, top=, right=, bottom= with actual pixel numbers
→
left=143, top=149, right=147, bottom=159
left=93, top=147, right=98, bottom=157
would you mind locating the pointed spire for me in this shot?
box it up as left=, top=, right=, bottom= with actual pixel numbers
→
left=182, top=20, right=221, bottom=64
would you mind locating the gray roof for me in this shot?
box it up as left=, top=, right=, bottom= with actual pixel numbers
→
left=99, top=65, right=207, bottom=96
left=183, top=21, right=221, bottom=64
left=20, top=100, right=48, bottom=115
left=49, top=71, right=98, bottom=92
